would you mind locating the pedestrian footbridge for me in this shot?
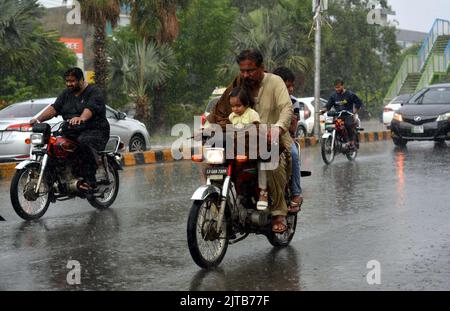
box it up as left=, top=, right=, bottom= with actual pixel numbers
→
left=385, top=19, right=450, bottom=103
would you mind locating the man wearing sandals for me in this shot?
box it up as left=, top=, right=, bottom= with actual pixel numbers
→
left=273, top=66, right=304, bottom=213
left=30, top=67, right=110, bottom=192
left=207, top=49, right=294, bottom=233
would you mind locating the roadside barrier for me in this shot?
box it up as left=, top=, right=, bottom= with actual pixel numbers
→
left=0, top=131, right=392, bottom=177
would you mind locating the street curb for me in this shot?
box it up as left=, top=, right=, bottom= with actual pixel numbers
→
left=0, top=131, right=392, bottom=177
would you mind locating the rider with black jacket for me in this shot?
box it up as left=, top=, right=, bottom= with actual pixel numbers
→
left=30, top=67, right=110, bottom=191
left=321, top=79, right=362, bottom=147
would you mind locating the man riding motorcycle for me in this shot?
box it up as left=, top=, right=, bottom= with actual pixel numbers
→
left=30, top=67, right=110, bottom=192
left=206, top=49, right=293, bottom=233
left=320, top=78, right=362, bottom=148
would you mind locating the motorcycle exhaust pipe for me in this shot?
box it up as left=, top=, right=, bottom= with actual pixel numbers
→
left=68, top=179, right=82, bottom=194
left=249, top=210, right=270, bottom=227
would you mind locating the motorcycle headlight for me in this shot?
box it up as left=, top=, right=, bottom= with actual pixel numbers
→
left=204, top=148, right=225, bottom=164
left=436, top=112, right=450, bottom=122
left=30, top=133, right=44, bottom=145
left=393, top=113, right=403, bottom=122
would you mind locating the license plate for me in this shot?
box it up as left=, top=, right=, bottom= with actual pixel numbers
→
left=411, top=125, right=424, bottom=134
left=205, top=167, right=227, bottom=175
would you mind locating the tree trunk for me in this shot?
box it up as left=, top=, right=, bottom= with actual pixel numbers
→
left=151, top=84, right=167, bottom=135
left=134, top=95, right=151, bottom=131
left=93, top=22, right=107, bottom=96
left=156, top=3, right=179, bottom=44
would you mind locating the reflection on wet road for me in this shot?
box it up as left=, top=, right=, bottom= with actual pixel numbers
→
left=0, top=141, right=449, bottom=290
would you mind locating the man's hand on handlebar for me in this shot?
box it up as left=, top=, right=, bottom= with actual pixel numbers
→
left=69, top=117, right=85, bottom=126
left=29, top=118, right=39, bottom=125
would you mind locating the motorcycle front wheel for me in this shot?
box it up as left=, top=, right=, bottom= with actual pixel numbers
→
left=187, top=196, right=229, bottom=269
left=88, top=162, right=119, bottom=210
left=10, top=164, right=50, bottom=221
left=321, top=135, right=335, bottom=164
left=267, top=213, right=297, bottom=247
left=346, top=148, right=358, bottom=161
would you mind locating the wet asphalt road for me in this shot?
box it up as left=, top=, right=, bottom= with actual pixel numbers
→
left=0, top=140, right=449, bottom=290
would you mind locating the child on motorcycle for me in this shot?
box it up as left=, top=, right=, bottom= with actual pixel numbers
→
left=228, top=86, right=268, bottom=211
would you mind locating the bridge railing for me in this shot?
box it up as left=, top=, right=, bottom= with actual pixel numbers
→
left=384, top=55, right=419, bottom=103
left=416, top=54, right=446, bottom=91
left=418, top=19, right=450, bottom=71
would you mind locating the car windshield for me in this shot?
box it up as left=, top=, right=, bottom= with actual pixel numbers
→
left=0, top=103, right=48, bottom=118
left=408, top=87, right=450, bottom=105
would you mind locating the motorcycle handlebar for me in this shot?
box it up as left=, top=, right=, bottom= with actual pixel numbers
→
left=327, top=110, right=354, bottom=117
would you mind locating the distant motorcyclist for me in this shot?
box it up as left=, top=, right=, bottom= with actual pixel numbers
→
left=30, top=67, right=110, bottom=191
left=320, top=79, right=362, bottom=148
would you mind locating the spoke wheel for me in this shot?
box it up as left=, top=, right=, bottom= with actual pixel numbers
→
left=10, top=164, right=50, bottom=220
left=187, top=196, right=228, bottom=268
left=88, top=162, right=119, bottom=210
left=321, top=136, right=335, bottom=164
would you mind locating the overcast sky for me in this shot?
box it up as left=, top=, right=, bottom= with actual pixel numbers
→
left=38, top=0, right=450, bottom=33
left=387, top=0, right=450, bottom=33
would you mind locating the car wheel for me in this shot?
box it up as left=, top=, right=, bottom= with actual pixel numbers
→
left=295, top=125, right=306, bottom=138
left=129, top=135, right=146, bottom=152
left=392, top=136, right=407, bottom=147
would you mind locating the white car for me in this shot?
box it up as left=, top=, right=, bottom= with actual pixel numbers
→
left=293, top=96, right=328, bottom=137
left=382, top=94, right=412, bottom=128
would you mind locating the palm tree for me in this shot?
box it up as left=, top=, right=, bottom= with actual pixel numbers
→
left=0, top=0, right=53, bottom=74
left=123, top=0, right=187, bottom=133
left=109, top=39, right=176, bottom=130
left=125, top=0, right=187, bottom=44
left=218, top=3, right=311, bottom=82
left=71, top=0, right=121, bottom=94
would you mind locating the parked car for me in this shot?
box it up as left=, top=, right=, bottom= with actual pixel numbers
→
left=390, top=84, right=450, bottom=146
left=0, top=97, right=151, bottom=161
left=382, top=93, right=412, bottom=128
left=293, top=96, right=328, bottom=137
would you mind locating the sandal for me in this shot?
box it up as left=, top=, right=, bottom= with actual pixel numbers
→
left=257, top=189, right=269, bottom=211
left=271, top=215, right=287, bottom=233
left=289, top=196, right=303, bottom=213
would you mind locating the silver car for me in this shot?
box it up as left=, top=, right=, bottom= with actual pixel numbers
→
left=0, top=97, right=151, bottom=161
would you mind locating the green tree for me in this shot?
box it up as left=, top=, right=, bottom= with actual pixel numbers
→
left=165, top=0, right=238, bottom=126
left=0, top=0, right=76, bottom=104
left=318, top=0, right=400, bottom=115
left=124, top=0, right=188, bottom=133
left=73, top=0, right=121, bottom=94
left=109, top=38, right=176, bottom=130
left=219, top=1, right=312, bottom=88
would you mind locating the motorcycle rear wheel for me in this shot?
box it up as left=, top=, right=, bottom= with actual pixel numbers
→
left=10, top=164, right=50, bottom=221
left=187, top=196, right=229, bottom=268
left=88, top=162, right=119, bottom=210
left=267, top=213, right=297, bottom=247
left=321, top=136, right=335, bottom=164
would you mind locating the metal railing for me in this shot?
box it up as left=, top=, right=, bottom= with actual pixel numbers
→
left=385, top=19, right=450, bottom=103
left=384, top=55, right=419, bottom=103
left=445, top=41, right=450, bottom=71
left=416, top=54, right=446, bottom=91
left=417, top=19, right=450, bottom=71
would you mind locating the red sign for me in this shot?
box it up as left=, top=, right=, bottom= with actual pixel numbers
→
left=59, top=38, right=83, bottom=54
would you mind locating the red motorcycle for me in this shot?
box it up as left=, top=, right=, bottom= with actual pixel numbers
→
left=10, top=122, right=123, bottom=220
left=187, top=140, right=310, bottom=268
left=321, top=110, right=363, bottom=164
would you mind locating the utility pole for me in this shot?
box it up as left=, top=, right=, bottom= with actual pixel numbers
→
left=313, top=0, right=327, bottom=138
